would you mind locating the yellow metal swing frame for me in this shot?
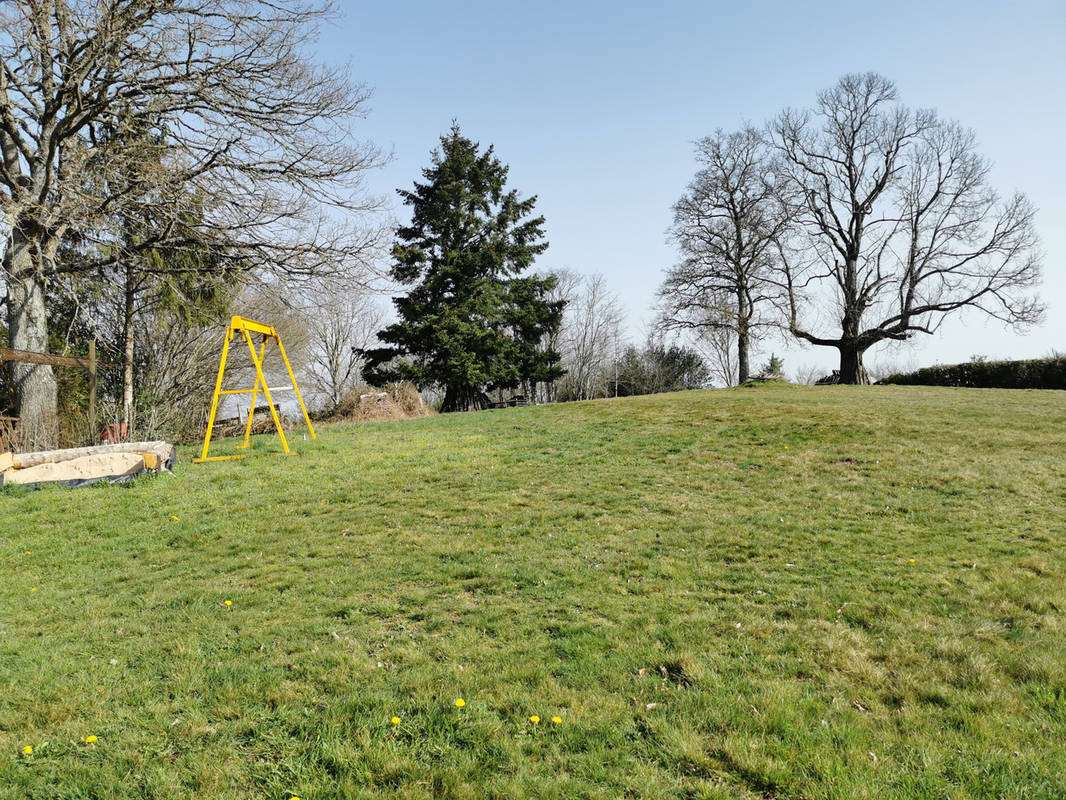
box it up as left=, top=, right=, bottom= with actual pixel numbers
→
left=194, top=316, right=316, bottom=463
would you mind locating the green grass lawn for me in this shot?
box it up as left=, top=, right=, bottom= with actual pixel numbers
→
left=2, top=385, right=1064, bottom=799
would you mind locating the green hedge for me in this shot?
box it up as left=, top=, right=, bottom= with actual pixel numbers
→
left=881, top=356, right=1066, bottom=390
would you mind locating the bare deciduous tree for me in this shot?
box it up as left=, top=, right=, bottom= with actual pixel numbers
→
left=134, top=309, right=229, bottom=441
left=1, top=1, right=384, bottom=447
left=770, top=73, right=1042, bottom=384
left=792, top=363, right=823, bottom=386
left=534, top=268, right=582, bottom=402
left=304, top=283, right=387, bottom=413
left=659, top=128, right=789, bottom=384
left=686, top=322, right=738, bottom=388
left=556, top=272, right=624, bottom=401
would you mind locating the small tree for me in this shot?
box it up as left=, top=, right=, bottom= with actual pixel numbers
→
left=304, top=283, right=386, bottom=415
left=364, top=125, right=561, bottom=411
left=612, top=342, right=710, bottom=397
left=754, top=353, right=785, bottom=381
left=555, top=273, right=624, bottom=401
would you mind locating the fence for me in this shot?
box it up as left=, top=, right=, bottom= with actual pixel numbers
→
left=0, top=341, right=116, bottom=448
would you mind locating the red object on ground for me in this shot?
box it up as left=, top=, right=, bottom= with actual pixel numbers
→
left=100, top=423, right=128, bottom=443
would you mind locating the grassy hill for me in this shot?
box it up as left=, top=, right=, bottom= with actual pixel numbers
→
left=2, top=385, right=1064, bottom=799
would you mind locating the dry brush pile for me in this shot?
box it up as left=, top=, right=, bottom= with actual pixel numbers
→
left=328, top=381, right=431, bottom=424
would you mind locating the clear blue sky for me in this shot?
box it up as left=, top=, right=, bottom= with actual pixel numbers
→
left=317, top=0, right=1065, bottom=375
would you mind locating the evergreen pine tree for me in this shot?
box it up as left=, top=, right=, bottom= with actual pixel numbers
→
left=501, top=275, right=566, bottom=400
left=365, top=125, right=563, bottom=411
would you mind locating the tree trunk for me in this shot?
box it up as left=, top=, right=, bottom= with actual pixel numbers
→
left=441, top=384, right=489, bottom=412
left=737, top=332, right=749, bottom=384
left=736, top=287, right=750, bottom=384
left=4, top=234, right=58, bottom=450
left=838, top=345, right=870, bottom=385
left=121, top=262, right=136, bottom=439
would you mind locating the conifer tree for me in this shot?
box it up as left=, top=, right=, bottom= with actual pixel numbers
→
left=365, top=125, right=563, bottom=411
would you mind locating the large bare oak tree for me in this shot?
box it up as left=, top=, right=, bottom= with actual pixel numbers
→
left=1, top=1, right=383, bottom=448
left=769, top=73, right=1042, bottom=383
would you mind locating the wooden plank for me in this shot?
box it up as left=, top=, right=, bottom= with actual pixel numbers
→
left=0, top=452, right=13, bottom=473
left=0, top=346, right=87, bottom=369
left=0, top=346, right=116, bottom=370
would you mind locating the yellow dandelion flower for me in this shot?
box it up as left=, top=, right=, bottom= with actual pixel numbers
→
left=224, top=600, right=232, bottom=606
left=25, top=551, right=31, bottom=555
left=551, top=716, right=562, bottom=724
left=21, top=745, right=32, bottom=754
left=391, top=717, right=401, bottom=725
left=30, top=587, right=37, bottom=592
left=909, top=558, right=916, bottom=564
left=529, top=715, right=540, bottom=724
left=169, top=515, right=179, bottom=521
left=84, top=735, right=97, bottom=743
left=454, top=698, right=466, bottom=708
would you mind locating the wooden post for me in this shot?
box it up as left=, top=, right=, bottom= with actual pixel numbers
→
left=88, top=338, right=97, bottom=443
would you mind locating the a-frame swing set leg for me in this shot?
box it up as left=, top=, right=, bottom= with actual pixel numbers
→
left=197, top=325, right=235, bottom=463
left=238, top=336, right=269, bottom=450
left=275, top=333, right=316, bottom=440
left=240, top=325, right=290, bottom=456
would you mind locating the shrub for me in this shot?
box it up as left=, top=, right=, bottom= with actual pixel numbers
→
left=881, top=356, right=1066, bottom=390
left=611, top=344, right=710, bottom=397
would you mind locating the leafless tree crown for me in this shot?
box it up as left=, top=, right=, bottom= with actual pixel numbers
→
left=768, top=72, right=1042, bottom=382
left=2, top=1, right=386, bottom=275
left=658, top=127, right=790, bottom=384
left=553, top=271, right=624, bottom=401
